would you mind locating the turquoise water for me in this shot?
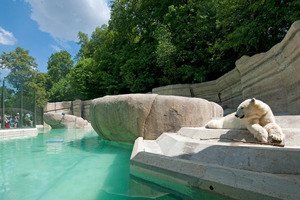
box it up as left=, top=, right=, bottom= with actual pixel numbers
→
left=0, top=129, right=229, bottom=200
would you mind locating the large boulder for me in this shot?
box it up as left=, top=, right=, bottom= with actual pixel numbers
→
left=44, top=113, right=89, bottom=129
left=90, top=94, right=223, bottom=143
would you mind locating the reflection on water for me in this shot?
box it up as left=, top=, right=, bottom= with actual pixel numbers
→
left=46, top=142, right=63, bottom=154
left=0, top=129, right=229, bottom=200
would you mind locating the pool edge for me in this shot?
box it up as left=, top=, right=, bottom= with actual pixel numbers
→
left=130, top=136, right=300, bottom=200
left=0, top=128, right=38, bottom=140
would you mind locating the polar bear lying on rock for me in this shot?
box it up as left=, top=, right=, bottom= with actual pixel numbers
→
left=206, top=98, right=285, bottom=143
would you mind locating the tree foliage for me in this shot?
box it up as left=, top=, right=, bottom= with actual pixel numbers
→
left=26, top=73, right=51, bottom=107
left=0, top=47, right=50, bottom=108
left=208, top=0, right=300, bottom=78
left=0, top=47, right=37, bottom=89
left=47, top=50, right=74, bottom=84
left=3, top=1, right=299, bottom=104
left=46, top=50, right=76, bottom=102
left=68, top=0, right=299, bottom=99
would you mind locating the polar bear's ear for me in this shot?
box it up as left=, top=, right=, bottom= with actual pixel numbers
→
left=251, top=98, right=256, bottom=104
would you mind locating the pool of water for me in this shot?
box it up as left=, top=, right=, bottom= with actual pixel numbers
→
left=0, top=129, right=230, bottom=200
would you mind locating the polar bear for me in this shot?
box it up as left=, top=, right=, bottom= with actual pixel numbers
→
left=205, top=98, right=285, bottom=143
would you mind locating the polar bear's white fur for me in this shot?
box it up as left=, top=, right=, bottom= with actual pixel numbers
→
left=205, top=98, right=285, bottom=143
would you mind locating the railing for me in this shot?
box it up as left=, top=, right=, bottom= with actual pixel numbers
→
left=0, top=80, right=36, bottom=129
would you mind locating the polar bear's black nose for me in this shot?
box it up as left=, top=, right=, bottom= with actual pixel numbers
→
left=235, top=114, right=238, bottom=118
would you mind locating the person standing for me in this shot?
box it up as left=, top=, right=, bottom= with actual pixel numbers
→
left=14, top=113, right=20, bottom=128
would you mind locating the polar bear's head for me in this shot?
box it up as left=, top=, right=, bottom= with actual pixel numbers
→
left=235, top=98, right=268, bottom=119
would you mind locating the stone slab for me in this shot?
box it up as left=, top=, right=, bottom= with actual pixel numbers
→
left=177, top=127, right=300, bottom=147
left=0, top=128, right=38, bottom=140
left=131, top=150, right=300, bottom=200
left=159, top=133, right=300, bottom=174
left=152, top=84, right=192, bottom=97
left=131, top=126, right=300, bottom=199
left=274, top=115, right=300, bottom=128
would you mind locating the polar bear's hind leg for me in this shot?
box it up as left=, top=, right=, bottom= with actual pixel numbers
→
left=205, top=119, right=223, bottom=129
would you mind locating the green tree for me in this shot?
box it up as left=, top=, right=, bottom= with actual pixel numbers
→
left=71, top=0, right=300, bottom=100
left=76, top=25, right=108, bottom=60
left=47, top=50, right=75, bottom=102
left=0, top=47, right=50, bottom=110
left=209, top=0, right=300, bottom=78
left=25, top=73, right=50, bottom=108
left=0, top=86, right=15, bottom=109
left=71, top=24, right=130, bottom=98
left=47, top=50, right=74, bottom=84
left=0, top=47, right=37, bottom=89
left=109, top=0, right=175, bottom=90
left=155, top=0, right=217, bottom=83
left=69, top=58, right=98, bottom=100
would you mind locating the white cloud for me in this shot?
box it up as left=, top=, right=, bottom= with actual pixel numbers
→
left=49, top=44, right=61, bottom=52
left=53, top=37, right=71, bottom=49
left=0, top=27, right=17, bottom=45
left=0, top=68, right=11, bottom=80
left=24, top=0, right=110, bottom=42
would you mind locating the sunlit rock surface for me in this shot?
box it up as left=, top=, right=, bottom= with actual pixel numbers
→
left=90, top=94, right=223, bottom=143
left=44, top=113, right=89, bottom=129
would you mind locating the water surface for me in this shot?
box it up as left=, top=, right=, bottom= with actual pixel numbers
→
left=0, top=129, right=229, bottom=200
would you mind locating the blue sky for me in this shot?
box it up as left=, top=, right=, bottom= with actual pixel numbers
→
left=0, top=0, right=110, bottom=74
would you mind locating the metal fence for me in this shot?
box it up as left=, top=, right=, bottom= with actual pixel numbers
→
left=0, top=80, right=37, bottom=129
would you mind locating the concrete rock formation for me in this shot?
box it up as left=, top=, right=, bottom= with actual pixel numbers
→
left=89, top=94, right=223, bottom=143
left=44, top=99, right=91, bottom=121
left=72, top=99, right=82, bottom=117
left=131, top=115, right=300, bottom=199
left=82, top=100, right=92, bottom=121
left=153, top=20, right=300, bottom=115
left=44, top=101, right=73, bottom=115
left=44, top=113, right=89, bottom=129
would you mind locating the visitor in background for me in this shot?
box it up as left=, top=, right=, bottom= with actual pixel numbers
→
left=8, top=116, right=15, bottom=128
left=24, top=113, right=32, bottom=127
left=14, top=113, right=19, bottom=128
left=4, top=115, right=10, bottom=128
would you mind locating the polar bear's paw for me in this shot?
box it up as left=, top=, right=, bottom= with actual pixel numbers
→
left=256, top=132, right=268, bottom=143
left=269, top=133, right=284, bottom=143
left=264, top=123, right=284, bottom=143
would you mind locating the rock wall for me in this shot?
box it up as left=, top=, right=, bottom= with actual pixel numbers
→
left=82, top=100, right=92, bottom=122
left=72, top=100, right=82, bottom=117
left=153, top=20, right=300, bottom=115
left=44, top=101, right=72, bottom=115
left=44, top=100, right=92, bottom=121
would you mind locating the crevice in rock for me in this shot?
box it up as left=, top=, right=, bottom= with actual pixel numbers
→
left=189, top=85, right=195, bottom=97
left=166, top=108, right=183, bottom=133
left=90, top=101, right=104, bottom=136
left=142, top=94, right=158, bottom=139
